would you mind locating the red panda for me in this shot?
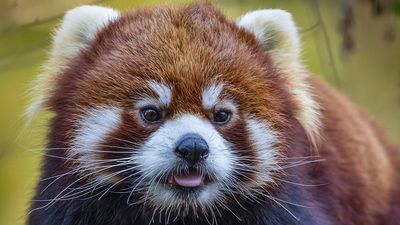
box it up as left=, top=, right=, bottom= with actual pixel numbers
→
left=27, top=2, right=400, bottom=225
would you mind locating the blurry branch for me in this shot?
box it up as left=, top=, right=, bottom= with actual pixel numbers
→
left=311, top=0, right=341, bottom=86
left=299, top=21, right=321, bottom=33
left=340, top=0, right=399, bottom=54
left=398, top=72, right=400, bottom=106
left=0, top=0, right=18, bottom=31
left=340, top=0, right=356, bottom=53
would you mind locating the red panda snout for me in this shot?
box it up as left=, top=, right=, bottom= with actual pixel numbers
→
left=174, top=133, right=210, bottom=164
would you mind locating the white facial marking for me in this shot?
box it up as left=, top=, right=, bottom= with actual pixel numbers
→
left=246, top=117, right=279, bottom=186
left=148, top=81, right=172, bottom=107
left=134, top=114, right=234, bottom=205
left=202, top=83, right=223, bottom=109
left=71, top=106, right=121, bottom=164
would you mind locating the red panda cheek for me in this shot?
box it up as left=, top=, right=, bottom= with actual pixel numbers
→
left=215, top=118, right=257, bottom=182
left=98, top=110, right=160, bottom=161
left=245, top=117, right=280, bottom=187
left=217, top=118, right=255, bottom=159
left=70, top=107, right=160, bottom=183
left=216, top=115, right=280, bottom=187
left=68, top=106, right=122, bottom=180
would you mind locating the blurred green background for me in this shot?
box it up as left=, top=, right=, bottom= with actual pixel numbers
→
left=0, top=0, right=399, bottom=224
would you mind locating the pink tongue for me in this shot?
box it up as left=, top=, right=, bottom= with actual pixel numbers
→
left=173, top=172, right=203, bottom=187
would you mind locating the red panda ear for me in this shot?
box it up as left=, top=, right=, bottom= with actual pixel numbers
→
left=26, top=6, right=119, bottom=121
left=50, top=5, right=119, bottom=69
left=236, top=9, right=301, bottom=71
left=237, top=10, right=321, bottom=145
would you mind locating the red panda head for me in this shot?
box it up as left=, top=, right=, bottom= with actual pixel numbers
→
left=29, top=3, right=320, bottom=215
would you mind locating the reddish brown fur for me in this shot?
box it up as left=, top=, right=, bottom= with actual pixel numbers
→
left=29, top=2, right=400, bottom=225
left=307, top=76, right=400, bottom=224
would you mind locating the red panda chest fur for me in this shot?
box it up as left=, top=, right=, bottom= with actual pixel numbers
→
left=27, top=3, right=400, bottom=225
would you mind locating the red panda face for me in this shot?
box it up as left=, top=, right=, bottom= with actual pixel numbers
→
left=33, top=3, right=313, bottom=215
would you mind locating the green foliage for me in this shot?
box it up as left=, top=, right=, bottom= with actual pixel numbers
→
left=393, top=0, right=400, bottom=15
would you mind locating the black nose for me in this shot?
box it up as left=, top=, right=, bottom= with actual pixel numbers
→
left=175, top=133, right=209, bottom=164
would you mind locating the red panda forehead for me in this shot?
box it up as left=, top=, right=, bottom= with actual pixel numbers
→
left=88, top=3, right=268, bottom=77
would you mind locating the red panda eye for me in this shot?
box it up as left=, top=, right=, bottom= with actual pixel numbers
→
left=213, top=110, right=231, bottom=125
left=141, top=107, right=162, bottom=123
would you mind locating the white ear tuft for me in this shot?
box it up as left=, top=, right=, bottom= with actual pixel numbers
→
left=237, top=10, right=321, bottom=144
left=51, top=5, right=119, bottom=66
left=26, top=5, right=119, bottom=122
left=236, top=9, right=301, bottom=70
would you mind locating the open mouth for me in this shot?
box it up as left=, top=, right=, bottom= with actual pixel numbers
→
left=167, top=168, right=211, bottom=189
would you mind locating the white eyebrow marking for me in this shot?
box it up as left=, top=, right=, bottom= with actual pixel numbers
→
left=148, top=81, right=172, bottom=107
left=202, top=83, right=223, bottom=109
